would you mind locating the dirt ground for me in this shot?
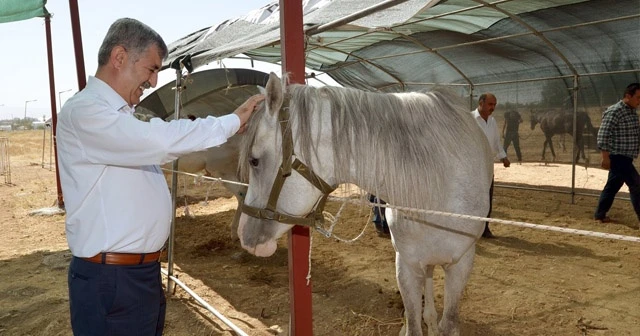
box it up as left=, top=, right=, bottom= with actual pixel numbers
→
left=0, top=130, right=638, bottom=336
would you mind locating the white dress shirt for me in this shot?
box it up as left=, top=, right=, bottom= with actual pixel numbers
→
left=57, top=76, right=240, bottom=257
left=472, top=108, right=507, bottom=161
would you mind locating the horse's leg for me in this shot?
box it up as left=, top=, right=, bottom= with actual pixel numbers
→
left=577, top=135, right=586, bottom=161
left=422, top=265, right=438, bottom=334
left=396, top=252, right=426, bottom=336
left=439, top=245, right=476, bottom=336
left=547, top=136, right=557, bottom=161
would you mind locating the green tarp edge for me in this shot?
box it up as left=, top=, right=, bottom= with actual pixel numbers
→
left=0, top=0, right=47, bottom=24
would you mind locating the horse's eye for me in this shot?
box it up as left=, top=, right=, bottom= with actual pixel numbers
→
left=249, top=158, right=259, bottom=167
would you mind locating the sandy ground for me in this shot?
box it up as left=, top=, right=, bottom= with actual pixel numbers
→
left=0, top=130, right=639, bottom=336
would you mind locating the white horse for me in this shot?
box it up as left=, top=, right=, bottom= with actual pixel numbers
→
left=237, top=72, right=493, bottom=336
left=160, top=128, right=246, bottom=240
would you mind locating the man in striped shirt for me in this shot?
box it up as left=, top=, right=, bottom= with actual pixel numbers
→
left=594, top=83, right=640, bottom=225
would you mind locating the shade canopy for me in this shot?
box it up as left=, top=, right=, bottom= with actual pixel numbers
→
left=161, top=1, right=640, bottom=169
left=164, top=0, right=639, bottom=97
left=135, top=68, right=268, bottom=120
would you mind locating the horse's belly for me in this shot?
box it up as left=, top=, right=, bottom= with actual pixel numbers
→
left=388, top=211, right=479, bottom=265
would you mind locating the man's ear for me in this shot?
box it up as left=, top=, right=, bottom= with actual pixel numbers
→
left=111, top=46, right=127, bottom=70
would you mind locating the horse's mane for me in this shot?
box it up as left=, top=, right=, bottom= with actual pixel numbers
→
left=240, top=84, right=488, bottom=209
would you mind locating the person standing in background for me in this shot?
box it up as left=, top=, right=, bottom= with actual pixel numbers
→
left=502, top=110, right=523, bottom=163
left=472, top=93, right=510, bottom=238
left=593, top=83, right=640, bottom=226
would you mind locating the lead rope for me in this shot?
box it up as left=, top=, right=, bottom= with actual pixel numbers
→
left=306, top=198, right=371, bottom=284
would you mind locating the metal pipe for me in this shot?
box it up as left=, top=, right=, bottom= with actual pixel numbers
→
left=280, top=0, right=314, bottom=334
left=49, top=126, right=53, bottom=171
left=68, top=0, right=87, bottom=90
left=166, top=67, right=182, bottom=294
left=305, top=0, right=414, bottom=36
left=55, top=89, right=72, bottom=172
left=41, top=121, right=46, bottom=168
left=45, top=14, right=65, bottom=208
left=570, top=76, right=579, bottom=204
left=160, top=268, right=249, bottom=336
left=23, top=100, right=37, bottom=121
left=495, top=183, right=630, bottom=201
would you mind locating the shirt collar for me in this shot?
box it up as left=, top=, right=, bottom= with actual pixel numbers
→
left=472, top=108, right=482, bottom=120
left=86, top=76, right=133, bottom=114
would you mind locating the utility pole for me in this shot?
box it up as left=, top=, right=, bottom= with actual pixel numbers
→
left=24, top=99, right=37, bottom=121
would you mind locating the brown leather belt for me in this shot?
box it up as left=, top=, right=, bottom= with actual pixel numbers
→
left=81, top=251, right=163, bottom=265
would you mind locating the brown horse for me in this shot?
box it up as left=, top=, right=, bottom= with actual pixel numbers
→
left=530, top=111, right=597, bottom=162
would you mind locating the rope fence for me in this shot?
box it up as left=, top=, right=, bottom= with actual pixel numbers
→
left=163, top=168, right=640, bottom=244
left=161, top=166, right=639, bottom=333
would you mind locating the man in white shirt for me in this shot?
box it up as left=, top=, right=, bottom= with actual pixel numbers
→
left=56, top=18, right=263, bottom=336
left=472, top=93, right=510, bottom=238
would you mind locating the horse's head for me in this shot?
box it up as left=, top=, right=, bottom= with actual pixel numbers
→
left=529, top=110, right=539, bottom=130
left=237, top=72, right=335, bottom=257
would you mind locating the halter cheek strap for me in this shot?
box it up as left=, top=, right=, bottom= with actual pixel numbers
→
left=241, top=95, right=336, bottom=228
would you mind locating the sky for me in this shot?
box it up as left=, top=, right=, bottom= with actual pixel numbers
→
left=0, top=0, right=333, bottom=121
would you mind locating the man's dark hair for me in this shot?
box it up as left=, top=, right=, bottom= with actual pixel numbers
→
left=624, top=83, right=640, bottom=97
left=97, top=18, right=168, bottom=66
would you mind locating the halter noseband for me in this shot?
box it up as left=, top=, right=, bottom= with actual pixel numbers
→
left=240, top=95, right=336, bottom=227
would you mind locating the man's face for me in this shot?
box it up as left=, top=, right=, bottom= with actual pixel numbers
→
left=122, top=44, right=162, bottom=106
left=480, top=95, right=497, bottom=116
left=624, top=90, right=640, bottom=109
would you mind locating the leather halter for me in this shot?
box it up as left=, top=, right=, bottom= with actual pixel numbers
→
left=240, top=96, right=336, bottom=227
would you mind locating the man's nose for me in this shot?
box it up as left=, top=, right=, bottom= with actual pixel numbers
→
left=149, top=72, right=158, bottom=88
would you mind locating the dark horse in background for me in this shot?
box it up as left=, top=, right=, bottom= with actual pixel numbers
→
left=530, top=110, right=598, bottom=163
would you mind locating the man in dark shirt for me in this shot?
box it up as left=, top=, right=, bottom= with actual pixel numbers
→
left=502, top=110, right=523, bottom=162
left=594, top=83, right=640, bottom=225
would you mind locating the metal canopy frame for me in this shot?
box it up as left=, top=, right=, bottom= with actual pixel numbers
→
left=299, top=0, right=638, bottom=90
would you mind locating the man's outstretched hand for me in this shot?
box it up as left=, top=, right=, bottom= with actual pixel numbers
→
left=234, top=94, right=265, bottom=134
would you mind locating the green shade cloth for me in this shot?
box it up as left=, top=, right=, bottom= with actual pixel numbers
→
left=0, top=0, right=47, bottom=24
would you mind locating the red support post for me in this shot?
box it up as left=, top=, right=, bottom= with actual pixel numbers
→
left=68, top=0, right=86, bottom=90
left=279, top=1, right=312, bottom=335
left=44, top=15, right=65, bottom=208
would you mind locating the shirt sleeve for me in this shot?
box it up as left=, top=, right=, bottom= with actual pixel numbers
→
left=494, top=130, right=507, bottom=160
left=65, top=99, right=240, bottom=166
left=597, top=108, right=617, bottom=152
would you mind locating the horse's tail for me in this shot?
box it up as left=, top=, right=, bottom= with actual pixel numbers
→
left=583, top=113, right=597, bottom=136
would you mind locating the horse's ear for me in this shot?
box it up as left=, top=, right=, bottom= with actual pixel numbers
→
left=265, top=72, right=283, bottom=116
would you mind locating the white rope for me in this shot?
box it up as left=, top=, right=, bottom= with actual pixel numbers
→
left=161, top=167, right=640, bottom=243
left=180, top=174, right=193, bottom=218
left=317, top=199, right=369, bottom=243
left=307, top=200, right=369, bottom=285
left=161, top=168, right=249, bottom=188
left=327, top=196, right=640, bottom=243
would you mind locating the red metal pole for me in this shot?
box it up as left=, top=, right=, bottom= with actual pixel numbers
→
left=45, top=14, right=65, bottom=208
left=280, top=1, right=312, bottom=335
left=68, top=0, right=86, bottom=90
